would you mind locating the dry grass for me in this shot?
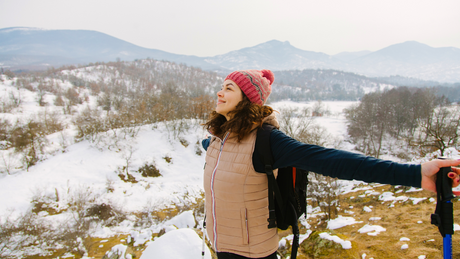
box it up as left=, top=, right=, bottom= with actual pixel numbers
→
left=294, top=184, right=460, bottom=259
left=86, top=235, right=132, bottom=259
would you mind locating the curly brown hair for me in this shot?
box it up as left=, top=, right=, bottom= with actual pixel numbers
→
left=203, top=94, right=273, bottom=142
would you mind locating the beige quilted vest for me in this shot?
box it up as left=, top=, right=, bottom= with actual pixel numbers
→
left=203, top=116, right=279, bottom=258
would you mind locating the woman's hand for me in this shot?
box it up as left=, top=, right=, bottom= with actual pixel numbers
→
left=421, top=159, right=460, bottom=195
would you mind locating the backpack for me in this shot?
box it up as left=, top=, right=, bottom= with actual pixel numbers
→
left=255, top=124, right=309, bottom=259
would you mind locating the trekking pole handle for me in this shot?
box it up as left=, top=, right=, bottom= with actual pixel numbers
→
left=438, top=158, right=454, bottom=202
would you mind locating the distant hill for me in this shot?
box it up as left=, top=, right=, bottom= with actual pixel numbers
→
left=332, top=50, right=372, bottom=62
left=209, top=40, right=460, bottom=83
left=0, top=27, right=221, bottom=71
left=1, top=27, right=459, bottom=83
left=349, top=41, right=460, bottom=83
left=203, top=40, right=343, bottom=71
left=271, top=69, right=392, bottom=102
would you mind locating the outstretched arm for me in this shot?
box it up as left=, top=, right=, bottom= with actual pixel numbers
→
left=421, top=159, right=460, bottom=195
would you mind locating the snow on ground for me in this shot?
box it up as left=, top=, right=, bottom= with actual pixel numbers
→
left=0, top=121, right=208, bottom=218
left=358, top=224, right=387, bottom=236
left=98, top=210, right=211, bottom=259
left=1, top=77, right=459, bottom=259
left=327, top=215, right=363, bottom=230
left=319, top=232, right=352, bottom=249
left=140, top=228, right=212, bottom=259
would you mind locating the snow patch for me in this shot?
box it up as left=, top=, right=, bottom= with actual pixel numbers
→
left=140, top=228, right=211, bottom=259
left=319, top=233, right=352, bottom=249
left=327, top=216, right=363, bottom=230
left=358, top=224, right=386, bottom=236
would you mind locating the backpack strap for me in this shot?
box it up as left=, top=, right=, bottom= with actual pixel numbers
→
left=290, top=202, right=300, bottom=259
left=255, top=124, right=283, bottom=228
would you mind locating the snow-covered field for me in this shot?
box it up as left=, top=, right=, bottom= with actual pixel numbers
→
left=1, top=75, right=459, bottom=258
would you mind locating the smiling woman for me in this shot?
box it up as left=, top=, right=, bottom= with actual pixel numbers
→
left=200, top=69, right=460, bottom=259
left=215, top=80, right=243, bottom=120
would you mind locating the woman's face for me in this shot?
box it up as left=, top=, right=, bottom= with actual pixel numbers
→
left=216, top=80, right=243, bottom=120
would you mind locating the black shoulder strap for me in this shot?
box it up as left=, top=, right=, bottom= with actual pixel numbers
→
left=255, top=124, right=274, bottom=165
left=255, top=124, right=283, bottom=228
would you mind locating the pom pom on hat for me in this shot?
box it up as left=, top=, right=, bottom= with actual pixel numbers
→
left=261, top=69, right=274, bottom=85
left=225, top=69, right=274, bottom=105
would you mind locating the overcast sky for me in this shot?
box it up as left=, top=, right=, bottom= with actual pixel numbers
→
left=1, top=0, right=459, bottom=57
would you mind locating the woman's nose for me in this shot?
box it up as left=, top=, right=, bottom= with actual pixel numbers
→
left=217, top=90, right=223, bottom=97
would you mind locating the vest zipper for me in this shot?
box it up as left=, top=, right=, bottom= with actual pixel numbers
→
left=210, top=132, right=230, bottom=251
left=242, top=208, right=249, bottom=245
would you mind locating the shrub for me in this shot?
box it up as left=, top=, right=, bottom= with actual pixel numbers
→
left=195, top=140, right=203, bottom=156
left=0, top=92, right=21, bottom=113
left=163, top=156, right=172, bottom=164
left=30, top=187, right=60, bottom=215
left=179, top=137, right=189, bottom=147
left=0, top=118, right=12, bottom=149
left=105, top=177, right=115, bottom=193
left=10, top=119, right=48, bottom=170
left=138, top=162, right=161, bottom=178
left=87, top=203, right=126, bottom=227
left=0, top=211, right=54, bottom=258
left=54, top=94, right=65, bottom=106
left=57, top=186, right=97, bottom=256
left=86, top=203, right=115, bottom=221
left=118, top=170, right=138, bottom=183
left=38, top=110, right=65, bottom=135
left=73, top=106, right=106, bottom=142
left=3, top=70, right=15, bottom=80
left=308, top=173, right=341, bottom=221
left=64, top=87, right=82, bottom=105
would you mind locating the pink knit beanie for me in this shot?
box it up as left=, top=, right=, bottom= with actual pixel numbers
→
left=225, top=69, right=274, bottom=105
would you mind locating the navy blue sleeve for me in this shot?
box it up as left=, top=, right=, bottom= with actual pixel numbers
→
left=254, top=129, right=421, bottom=188
left=202, top=137, right=211, bottom=151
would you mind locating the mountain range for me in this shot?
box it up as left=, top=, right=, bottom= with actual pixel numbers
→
left=1, top=27, right=459, bottom=83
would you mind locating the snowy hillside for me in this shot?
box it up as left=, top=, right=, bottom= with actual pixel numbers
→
left=1, top=65, right=460, bottom=258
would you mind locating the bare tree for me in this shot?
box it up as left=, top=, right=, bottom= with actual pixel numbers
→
left=277, top=105, right=341, bottom=220
left=345, top=92, right=389, bottom=158
left=73, top=106, right=106, bottom=143
left=345, top=88, right=439, bottom=158
left=308, top=173, right=341, bottom=221
left=277, top=106, right=315, bottom=142
left=10, top=119, right=48, bottom=170
left=419, top=101, right=460, bottom=156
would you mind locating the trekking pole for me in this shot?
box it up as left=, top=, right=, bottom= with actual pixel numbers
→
left=202, top=213, right=207, bottom=259
left=430, top=160, right=455, bottom=259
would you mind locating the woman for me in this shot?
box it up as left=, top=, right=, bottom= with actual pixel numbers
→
left=202, top=69, right=460, bottom=259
